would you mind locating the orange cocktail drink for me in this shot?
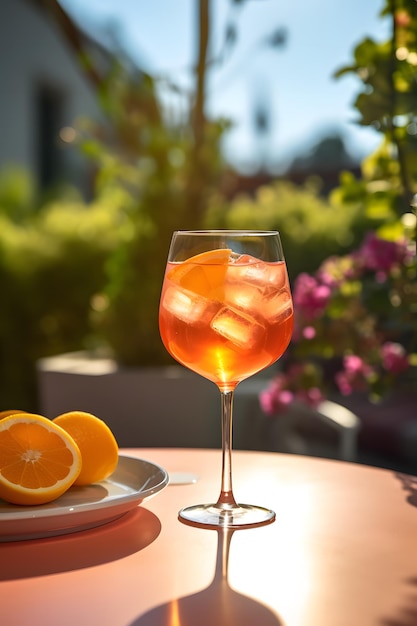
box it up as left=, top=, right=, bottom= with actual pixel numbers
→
left=159, top=248, right=294, bottom=390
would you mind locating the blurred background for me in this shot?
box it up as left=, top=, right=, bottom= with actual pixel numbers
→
left=2, top=0, right=388, bottom=189
left=57, top=0, right=387, bottom=174
left=1, top=0, right=416, bottom=471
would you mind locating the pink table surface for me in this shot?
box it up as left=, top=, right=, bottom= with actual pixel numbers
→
left=0, top=448, right=416, bottom=626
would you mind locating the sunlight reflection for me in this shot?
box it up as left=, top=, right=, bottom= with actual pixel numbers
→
left=59, top=126, right=77, bottom=143
left=229, top=483, right=314, bottom=626
left=169, top=599, right=180, bottom=626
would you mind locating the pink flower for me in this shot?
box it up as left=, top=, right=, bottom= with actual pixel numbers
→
left=302, top=325, right=316, bottom=340
left=317, top=270, right=336, bottom=287
left=335, top=355, right=374, bottom=395
left=259, top=378, right=294, bottom=415
left=344, top=355, right=366, bottom=374
left=381, top=342, right=409, bottom=374
left=259, top=363, right=325, bottom=415
left=335, top=371, right=353, bottom=396
left=296, top=386, right=324, bottom=408
left=293, top=273, right=332, bottom=320
left=358, top=232, right=407, bottom=274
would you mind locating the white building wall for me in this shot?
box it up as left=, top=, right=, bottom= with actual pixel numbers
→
left=0, top=0, right=103, bottom=192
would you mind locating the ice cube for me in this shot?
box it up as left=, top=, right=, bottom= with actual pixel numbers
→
left=224, top=281, right=261, bottom=311
left=225, top=258, right=287, bottom=306
left=162, top=286, right=216, bottom=324
left=211, top=306, right=264, bottom=350
left=233, top=258, right=286, bottom=288
left=224, top=260, right=264, bottom=311
left=263, top=287, right=293, bottom=323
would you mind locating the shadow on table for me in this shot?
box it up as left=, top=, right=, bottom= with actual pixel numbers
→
left=129, top=527, right=284, bottom=626
left=0, top=507, right=160, bottom=581
left=380, top=577, right=417, bottom=626
left=394, top=473, right=417, bottom=508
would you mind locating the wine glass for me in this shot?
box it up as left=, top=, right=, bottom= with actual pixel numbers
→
left=159, top=230, right=294, bottom=528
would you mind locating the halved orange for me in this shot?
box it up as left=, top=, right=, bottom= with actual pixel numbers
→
left=53, top=411, right=119, bottom=486
left=0, top=413, right=82, bottom=505
left=166, top=248, right=232, bottom=298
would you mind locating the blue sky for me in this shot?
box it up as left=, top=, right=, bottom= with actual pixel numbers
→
left=61, top=0, right=389, bottom=173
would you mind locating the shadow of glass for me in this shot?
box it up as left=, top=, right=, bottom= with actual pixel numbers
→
left=394, top=473, right=417, bottom=508
left=0, top=507, right=161, bottom=580
left=129, top=527, right=284, bottom=626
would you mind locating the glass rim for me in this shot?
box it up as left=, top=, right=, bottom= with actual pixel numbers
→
left=173, top=230, right=280, bottom=236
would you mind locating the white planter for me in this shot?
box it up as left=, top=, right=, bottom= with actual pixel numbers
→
left=36, top=351, right=272, bottom=450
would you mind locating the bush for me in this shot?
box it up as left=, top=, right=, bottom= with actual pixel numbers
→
left=0, top=173, right=124, bottom=409
left=0, top=166, right=375, bottom=410
left=205, top=178, right=378, bottom=281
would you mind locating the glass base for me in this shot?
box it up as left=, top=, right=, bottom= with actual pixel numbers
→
left=178, top=503, right=276, bottom=529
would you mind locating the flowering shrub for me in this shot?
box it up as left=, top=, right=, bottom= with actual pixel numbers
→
left=260, top=231, right=417, bottom=415
left=261, top=0, right=417, bottom=417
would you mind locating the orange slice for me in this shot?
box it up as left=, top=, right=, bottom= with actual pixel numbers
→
left=167, top=248, right=232, bottom=298
left=0, top=413, right=82, bottom=505
left=53, top=411, right=119, bottom=486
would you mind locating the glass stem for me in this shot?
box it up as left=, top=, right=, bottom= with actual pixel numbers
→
left=216, top=390, right=238, bottom=508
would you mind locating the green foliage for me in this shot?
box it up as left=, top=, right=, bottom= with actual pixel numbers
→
left=76, top=63, right=227, bottom=366
left=334, top=0, right=417, bottom=220
left=0, top=166, right=37, bottom=221
left=0, top=179, right=123, bottom=408
left=205, top=179, right=376, bottom=280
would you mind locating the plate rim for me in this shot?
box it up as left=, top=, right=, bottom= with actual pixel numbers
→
left=0, top=454, right=169, bottom=523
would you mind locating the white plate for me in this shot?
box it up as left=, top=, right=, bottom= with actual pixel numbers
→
left=0, top=455, right=169, bottom=542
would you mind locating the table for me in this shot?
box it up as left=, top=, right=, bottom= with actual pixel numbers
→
left=1, top=448, right=416, bottom=626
